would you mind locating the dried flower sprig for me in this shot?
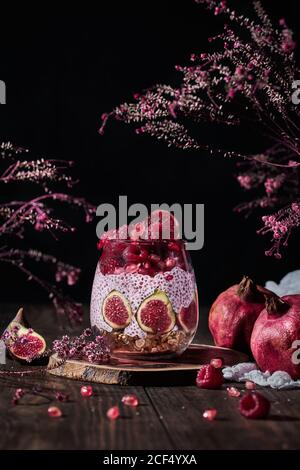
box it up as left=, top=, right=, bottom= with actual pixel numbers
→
left=101, top=0, right=300, bottom=258
left=0, top=143, right=95, bottom=322
left=52, top=328, right=111, bottom=363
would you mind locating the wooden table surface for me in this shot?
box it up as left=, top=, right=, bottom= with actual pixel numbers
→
left=0, top=303, right=299, bottom=451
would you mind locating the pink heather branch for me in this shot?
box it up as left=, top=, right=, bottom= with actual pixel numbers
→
left=101, top=0, right=300, bottom=257
left=0, top=143, right=95, bottom=323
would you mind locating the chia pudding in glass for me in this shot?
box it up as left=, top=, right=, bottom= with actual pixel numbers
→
left=90, top=211, right=199, bottom=360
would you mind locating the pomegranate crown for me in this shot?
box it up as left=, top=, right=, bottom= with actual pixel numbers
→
left=237, top=276, right=264, bottom=303
left=265, top=294, right=290, bottom=316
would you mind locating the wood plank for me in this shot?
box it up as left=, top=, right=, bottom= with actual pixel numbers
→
left=0, top=374, right=172, bottom=450
left=145, top=385, right=300, bottom=450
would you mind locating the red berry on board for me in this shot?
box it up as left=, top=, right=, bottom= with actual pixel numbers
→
left=239, top=392, right=270, bottom=419
left=80, top=385, right=93, bottom=397
left=107, top=406, right=120, bottom=420
left=121, top=394, right=139, bottom=407
left=48, top=406, right=62, bottom=418
left=196, top=364, right=224, bottom=389
left=202, top=409, right=217, bottom=421
left=210, top=357, right=223, bottom=369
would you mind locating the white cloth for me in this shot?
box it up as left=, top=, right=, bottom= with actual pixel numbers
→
left=223, top=363, right=300, bottom=389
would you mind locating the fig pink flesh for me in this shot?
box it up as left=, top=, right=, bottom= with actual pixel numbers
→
left=139, top=300, right=172, bottom=333
left=103, top=294, right=130, bottom=328
left=11, top=334, right=45, bottom=360
left=179, top=300, right=198, bottom=332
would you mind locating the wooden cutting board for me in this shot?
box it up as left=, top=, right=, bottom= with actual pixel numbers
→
left=47, top=344, right=248, bottom=385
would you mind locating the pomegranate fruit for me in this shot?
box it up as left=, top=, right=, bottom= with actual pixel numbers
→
left=136, top=289, right=175, bottom=334
left=3, top=308, right=46, bottom=362
left=251, top=294, right=300, bottom=379
left=102, top=290, right=132, bottom=330
left=209, top=276, right=272, bottom=352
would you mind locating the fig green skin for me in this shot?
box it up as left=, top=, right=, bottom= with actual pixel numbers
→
left=251, top=295, right=300, bottom=379
left=209, top=283, right=270, bottom=353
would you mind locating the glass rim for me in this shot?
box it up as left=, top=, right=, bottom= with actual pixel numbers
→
left=102, top=238, right=186, bottom=245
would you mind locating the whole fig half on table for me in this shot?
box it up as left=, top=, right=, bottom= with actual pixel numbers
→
left=208, top=276, right=273, bottom=353
left=2, top=308, right=46, bottom=362
left=251, top=295, right=300, bottom=380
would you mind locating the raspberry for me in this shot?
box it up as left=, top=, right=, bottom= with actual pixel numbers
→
left=239, top=392, right=270, bottom=419
left=196, top=364, right=224, bottom=389
left=100, top=255, right=122, bottom=275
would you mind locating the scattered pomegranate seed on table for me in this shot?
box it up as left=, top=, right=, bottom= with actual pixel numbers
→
left=80, top=385, right=93, bottom=397
left=106, top=406, right=120, bottom=420
left=121, top=394, right=139, bottom=407
left=227, top=386, right=241, bottom=398
left=245, top=381, right=256, bottom=390
left=239, top=392, right=270, bottom=419
left=203, top=409, right=217, bottom=421
left=196, top=364, right=224, bottom=389
left=48, top=406, right=62, bottom=418
left=210, top=357, right=224, bottom=369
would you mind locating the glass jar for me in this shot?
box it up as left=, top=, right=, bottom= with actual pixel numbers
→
left=90, top=239, right=198, bottom=360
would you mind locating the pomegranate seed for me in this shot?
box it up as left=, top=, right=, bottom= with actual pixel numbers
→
left=149, top=254, right=161, bottom=264
left=239, top=392, right=270, bottom=419
left=167, top=241, right=181, bottom=252
left=97, top=239, right=104, bottom=250
left=121, top=394, right=139, bottom=407
left=210, top=357, right=223, bottom=369
left=196, top=364, right=224, bottom=389
left=125, top=264, right=139, bottom=273
left=245, top=381, right=256, bottom=390
left=165, top=257, right=176, bottom=269
left=165, top=274, right=174, bottom=281
left=106, top=405, right=120, bottom=420
left=80, top=385, right=93, bottom=397
left=227, top=386, right=241, bottom=398
left=48, top=406, right=62, bottom=418
left=114, top=267, right=124, bottom=275
left=135, top=222, right=144, bottom=233
left=123, top=247, right=140, bottom=263
left=139, top=249, right=148, bottom=261
left=203, top=409, right=217, bottom=421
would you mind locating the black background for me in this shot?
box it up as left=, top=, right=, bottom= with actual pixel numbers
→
left=0, top=0, right=299, bottom=308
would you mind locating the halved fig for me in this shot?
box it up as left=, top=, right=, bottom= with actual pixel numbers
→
left=102, top=290, right=132, bottom=330
left=3, top=308, right=46, bottom=362
left=137, top=289, right=175, bottom=334
left=178, top=299, right=198, bottom=333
